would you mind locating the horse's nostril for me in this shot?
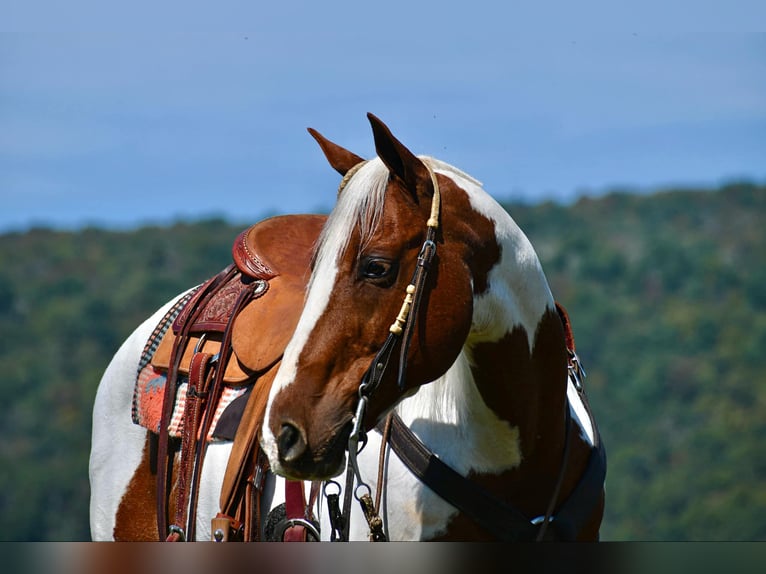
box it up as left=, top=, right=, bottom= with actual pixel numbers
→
left=278, top=422, right=307, bottom=463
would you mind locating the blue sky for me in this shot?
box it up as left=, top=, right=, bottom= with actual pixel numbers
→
left=2, top=2, right=765, bottom=231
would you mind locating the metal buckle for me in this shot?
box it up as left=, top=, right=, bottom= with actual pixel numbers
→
left=168, top=524, right=186, bottom=541
left=274, top=518, right=321, bottom=541
left=193, top=333, right=207, bottom=354
left=568, top=352, right=586, bottom=391
left=192, top=334, right=220, bottom=366
left=418, top=239, right=436, bottom=261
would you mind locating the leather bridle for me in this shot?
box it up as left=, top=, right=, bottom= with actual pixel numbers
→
left=327, top=159, right=441, bottom=541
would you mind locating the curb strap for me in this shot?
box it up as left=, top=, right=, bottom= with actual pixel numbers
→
left=282, top=480, right=310, bottom=541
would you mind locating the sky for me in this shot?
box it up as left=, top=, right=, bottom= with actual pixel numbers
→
left=2, top=1, right=765, bottom=232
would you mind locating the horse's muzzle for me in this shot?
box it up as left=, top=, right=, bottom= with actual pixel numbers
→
left=278, top=422, right=307, bottom=464
left=273, top=418, right=352, bottom=480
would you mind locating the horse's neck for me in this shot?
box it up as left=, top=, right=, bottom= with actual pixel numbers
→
left=395, top=350, right=523, bottom=475
left=396, top=210, right=568, bottom=477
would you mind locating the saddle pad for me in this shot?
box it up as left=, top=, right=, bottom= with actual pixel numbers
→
left=133, top=362, right=248, bottom=442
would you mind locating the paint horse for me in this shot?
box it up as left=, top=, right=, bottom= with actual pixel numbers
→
left=89, top=114, right=605, bottom=541
left=261, top=114, right=606, bottom=541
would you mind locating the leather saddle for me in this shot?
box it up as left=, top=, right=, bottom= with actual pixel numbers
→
left=148, top=213, right=327, bottom=542
left=150, top=214, right=326, bottom=382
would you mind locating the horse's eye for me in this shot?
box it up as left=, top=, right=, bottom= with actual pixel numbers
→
left=360, top=257, right=397, bottom=284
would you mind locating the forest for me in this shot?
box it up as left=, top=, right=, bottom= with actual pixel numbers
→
left=1, top=181, right=763, bottom=541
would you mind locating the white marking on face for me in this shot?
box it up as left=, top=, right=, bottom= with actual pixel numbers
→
left=260, top=256, right=340, bottom=466
left=261, top=160, right=390, bottom=466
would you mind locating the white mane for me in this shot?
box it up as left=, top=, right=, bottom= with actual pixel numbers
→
left=311, top=159, right=389, bottom=283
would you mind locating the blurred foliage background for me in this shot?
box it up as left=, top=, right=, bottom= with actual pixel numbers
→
left=0, top=181, right=763, bottom=540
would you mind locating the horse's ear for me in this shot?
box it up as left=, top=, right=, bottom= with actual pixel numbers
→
left=307, top=128, right=365, bottom=176
left=367, top=112, right=432, bottom=202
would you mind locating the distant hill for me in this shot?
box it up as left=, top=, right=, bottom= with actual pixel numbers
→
left=1, top=181, right=763, bottom=540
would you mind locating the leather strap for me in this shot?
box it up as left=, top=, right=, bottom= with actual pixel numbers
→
left=217, top=366, right=277, bottom=540
left=157, top=265, right=236, bottom=539
left=166, top=351, right=214, bottom=541
left=387, top=413, right=539, bottom=541
left=397, top=232, right=436, bottom=390
left=185, top=280, right=258, bottom=540
left=386, top=400, right=606, bottom=541
left=283, top=480, right=308, bottom=541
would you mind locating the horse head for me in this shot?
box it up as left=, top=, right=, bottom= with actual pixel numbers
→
left=261, top=114, right=547, bottom=481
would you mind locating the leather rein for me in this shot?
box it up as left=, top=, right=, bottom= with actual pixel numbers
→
left=331, top=160, right=606, bottom=541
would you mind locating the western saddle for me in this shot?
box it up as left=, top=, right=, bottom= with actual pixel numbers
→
left=147, top=214, right=327, bottom=542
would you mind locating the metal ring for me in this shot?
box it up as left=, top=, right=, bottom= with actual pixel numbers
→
left=323, top=480, right=341, bottom=497
left=274, top=518, right=321, bottom=541
left=354, top=482, right=372, bottom=502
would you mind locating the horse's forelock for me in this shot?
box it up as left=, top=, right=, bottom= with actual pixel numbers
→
left=312, top=159, right=390, bottom=274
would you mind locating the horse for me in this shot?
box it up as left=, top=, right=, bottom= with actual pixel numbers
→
left=260, top=113, right=606, bottom=541
left=89, top=113, right=605, bottom=541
